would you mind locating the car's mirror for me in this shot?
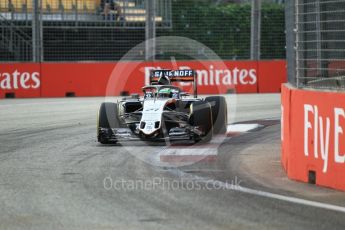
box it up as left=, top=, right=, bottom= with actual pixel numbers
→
left=180, top=92, right=189, bottom=97
left=131, top=94, right=140, bottom=99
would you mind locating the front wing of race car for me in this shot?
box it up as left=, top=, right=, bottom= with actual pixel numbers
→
left=98, top=127, right=196, bottom=143
left=98, top=117, right=204, bottom=144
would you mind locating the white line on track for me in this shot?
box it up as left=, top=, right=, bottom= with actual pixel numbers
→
left=171, top=170, right=345, bottom=214
left=237, top=186, right=345, bottom=213
left=227, top=124, right=263, bottom=133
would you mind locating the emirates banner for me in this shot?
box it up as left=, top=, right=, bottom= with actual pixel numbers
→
left=0, top=60, right=286, bottom=98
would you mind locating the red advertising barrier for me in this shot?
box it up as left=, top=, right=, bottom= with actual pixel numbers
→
left=0, top=63, right=41, bottom=98
left=282, top=84, right=345, bottom=191
left=0, top=60, right=286, bottom=98
left=281, top=83, right=290, bottom=172
left=41, top=63, right=117, bottom=97
left=258, top=60, right=286, bottom=93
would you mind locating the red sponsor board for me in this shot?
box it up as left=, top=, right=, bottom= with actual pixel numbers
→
left=42, top=61, right=258, bottom=97
left=281, top=84, right=290, bottom=172
left=258, top=60, right=287, bottom=93
left=282, top=84, right=345, bottom=191
left=0, top=63, right=41, bottom=98
left=1, top=60, right=286, bottom=98
left=41, top=63, right=117, bottom=97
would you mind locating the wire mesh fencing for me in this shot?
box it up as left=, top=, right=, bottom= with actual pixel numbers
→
left=295, top=0, right=345, bottom=89
left=0, top=0, right=286, bottom=62
left=0, top=0, right=171, bottom=27
left=0, top=13, right=32, bottom=61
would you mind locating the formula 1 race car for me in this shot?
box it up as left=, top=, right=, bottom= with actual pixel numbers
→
left=97, top=69, right=227, bottom=144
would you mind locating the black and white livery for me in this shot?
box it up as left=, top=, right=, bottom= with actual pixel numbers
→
left=97, top=70, right=227, bottom=144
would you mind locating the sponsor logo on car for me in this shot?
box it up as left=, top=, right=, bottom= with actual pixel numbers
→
left=145, top=66, right=257, bottom=87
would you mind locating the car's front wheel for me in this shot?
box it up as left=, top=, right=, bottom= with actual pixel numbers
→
left=189, top=101, right=213, bottom=143
left=97, top=102, right=121, bottom=144
left=205, top=96, right=227, bottom=135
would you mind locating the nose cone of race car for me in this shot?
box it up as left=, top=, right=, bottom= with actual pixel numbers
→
left=139, top=99, right=165, bottom=135
left=139, top=120, right=161, bottom=136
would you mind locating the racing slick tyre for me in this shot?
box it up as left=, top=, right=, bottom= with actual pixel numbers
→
left=189, top=101, right=213, bottom=143
left=97, top=102, right=121, bottom=144
left=205, top=96, right=227, bottom=135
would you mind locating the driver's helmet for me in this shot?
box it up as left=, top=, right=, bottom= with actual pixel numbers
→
left=158, top=88, right=173, bottom=98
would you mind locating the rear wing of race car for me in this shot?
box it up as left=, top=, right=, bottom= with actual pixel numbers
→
left=150, top=70, right=198, bottom=98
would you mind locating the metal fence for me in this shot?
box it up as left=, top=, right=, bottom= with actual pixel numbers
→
left=0, top=0, right=171, bottom=27
left=0, top=0, right=285, bottom=62
left=290, top=0, right=345, bottom=89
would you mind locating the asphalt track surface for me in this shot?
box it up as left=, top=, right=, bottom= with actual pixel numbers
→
left=1, top=94, right=345, bottom=230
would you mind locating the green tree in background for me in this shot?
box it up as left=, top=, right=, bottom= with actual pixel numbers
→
left=158, top=0, right=285, bottom=60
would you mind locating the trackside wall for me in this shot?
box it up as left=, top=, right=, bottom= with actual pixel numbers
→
left=0, top=60, right=286, bottom=98
left=281, top=84, right=345, bottom=191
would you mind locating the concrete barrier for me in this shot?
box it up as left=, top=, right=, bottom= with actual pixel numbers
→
left=281, top=84, right=345, bottom=191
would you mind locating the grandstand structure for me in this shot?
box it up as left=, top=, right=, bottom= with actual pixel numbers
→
left=0, top=0, right=171, bottom=61
left=1, top=0, right=286, bottom=62
left=0, top=0, right=170, bottom=26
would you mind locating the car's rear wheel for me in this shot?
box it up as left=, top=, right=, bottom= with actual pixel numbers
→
left=189, top=101, right=213, bottom=143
